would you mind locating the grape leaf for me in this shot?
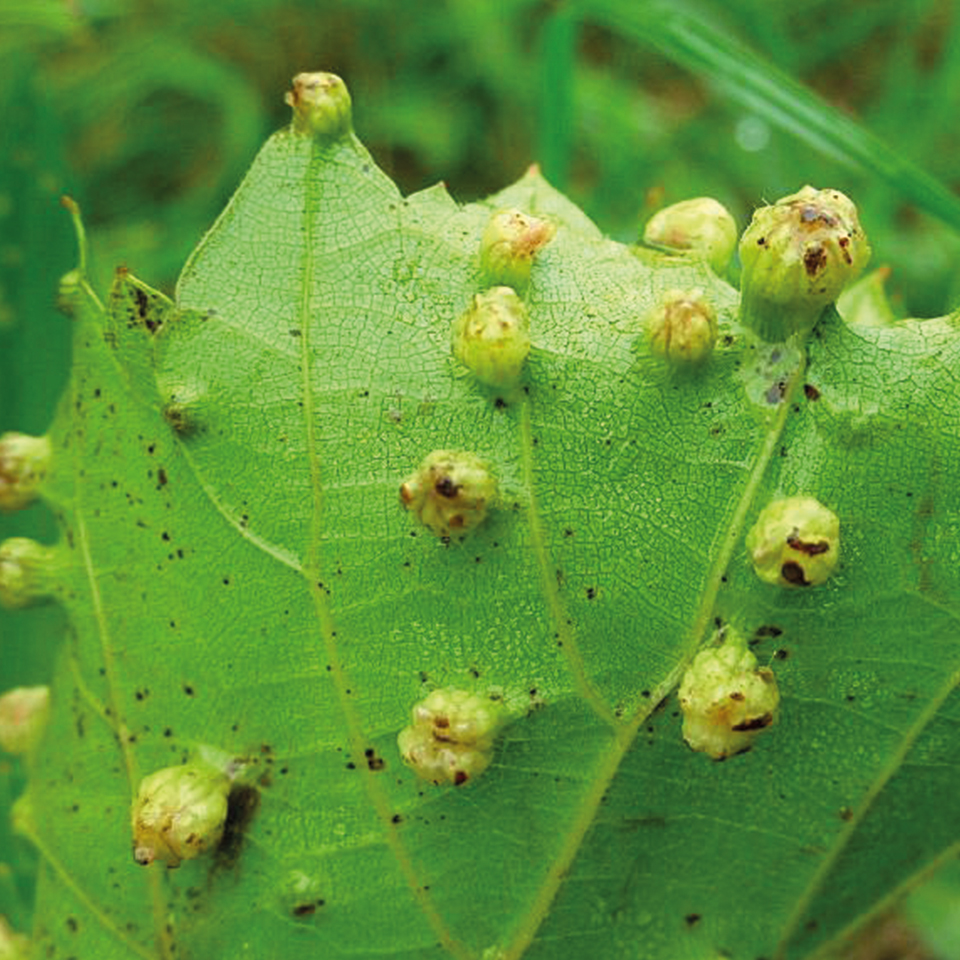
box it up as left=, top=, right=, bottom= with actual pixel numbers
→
left=7, top=76, right=960, bottom=960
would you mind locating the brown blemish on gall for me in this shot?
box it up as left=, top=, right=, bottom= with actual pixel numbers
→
left=435, top=476, right=459, bottom=498
left=786, top=534, right=831, bottom=556
left=803, top=245, right=827, bottom=277
left=731, top=712, right=774, bottom=732
left=781, top=561, right=810, bottom=586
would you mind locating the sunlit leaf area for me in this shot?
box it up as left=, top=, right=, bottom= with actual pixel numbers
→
left=2, top=3, right=959, bottom=959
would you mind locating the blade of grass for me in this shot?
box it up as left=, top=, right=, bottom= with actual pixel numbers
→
left=539, top=3, right=578, bottom=191
left=581, top=0, right=960, bottom=233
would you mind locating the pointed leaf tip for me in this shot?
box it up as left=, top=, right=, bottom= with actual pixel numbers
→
left=59, top=195, right=88, bottom=277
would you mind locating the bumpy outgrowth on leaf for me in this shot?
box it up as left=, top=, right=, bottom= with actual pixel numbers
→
left=398, top=688, right=506, bottom=786
left=480, top=208, right=556, bottom=290
left=131, top=761, right=231, bottom=868
left=0, top=433, right=51, bottom=511
left=738, top=186, right=871, bottom=341
left=285, top=71, right=352, bottom=140
left=0, top=916, right=29, bottom=959
left=642, top=197, right=738, bottom=274
left=0, top=538, right=58, bottom=610
left=646, top=288, right=717, bottom=365
left=0, top=686, right=50, bottom=755
left=679, top=631, right=780, bottom=760
left=400, top=450, right=497, bottom=539
left=452, top=286, right=531, bottom=388
left=746, top=495, right=840, bottom=587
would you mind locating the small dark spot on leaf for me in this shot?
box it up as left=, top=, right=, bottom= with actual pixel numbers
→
left=803, top=383, right=821, bottom=401
left=774, top=648, right=790, bottom=661
left=839, top=806, right=854, bottom=821
left=685, top=914, right=701, bottom=927
left=364, top=748, right=386, bottom=772
left=183, top=685, right=195, bottom=697
left=214, top=784, right=260, bottom=870
left=586, top=587, right=596, bottom=600
left=564, top=528, right=574, bottom=537
left=453, top=770, right=468, bottom=786
left=494, top=397, right=507, bottom=409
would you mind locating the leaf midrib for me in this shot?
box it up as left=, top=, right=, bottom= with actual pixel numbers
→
left=296, top=138, right=473, bottom=960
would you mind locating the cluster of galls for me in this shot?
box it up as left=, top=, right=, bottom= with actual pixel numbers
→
left=678, top=495, right=840, bottom=758
left=640, top=184, right=869, bottom=363
left=399, top=203, right=556, bottom=539
left=5, top=75, right=868, bottom=893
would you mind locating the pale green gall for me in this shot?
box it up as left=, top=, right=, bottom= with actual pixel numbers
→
left=646, top=288, right=717, bottom=365
left=400, top=450, right=497, bottom=539
left=746, top=495, right=840, bottom=587
left=285, top=71, right=352, bottom=140
left=738, top=186, right=871, bottom=341
left=0, top=538, right=58, bottom=610
left=642, top=197, right=737, bottom=274
left=131, top=762, right=231, bottom=867
left=398, top=688, right=506, bottom=786
left=0, top=916, right=29, bottom=960
left=0, top=686, right=50, bottom=755
left=480, top=209, right=555, bottom=290
left=0, top=432, right=51, bottom=511
left=452, top=286, right=531, bottom=388
left=679, top=631, right=780, bottom=760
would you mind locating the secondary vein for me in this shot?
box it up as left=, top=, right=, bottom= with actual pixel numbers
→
left=517, top=392, right=618, bottom=728
left=501, top=353, right=808, bottom=960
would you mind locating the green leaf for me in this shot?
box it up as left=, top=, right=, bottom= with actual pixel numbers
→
left=6, top=80, right=960, bottom=960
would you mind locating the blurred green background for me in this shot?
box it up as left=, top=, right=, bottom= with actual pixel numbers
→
left=2, top=0, right=959, bottom=954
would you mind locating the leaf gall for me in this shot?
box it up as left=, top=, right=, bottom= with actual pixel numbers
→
left=397, top=688, right=506, bottom=786
left=746, top=496, right=840, bottom=588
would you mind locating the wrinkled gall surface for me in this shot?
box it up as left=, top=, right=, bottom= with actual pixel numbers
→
left=4, top=72, right=960, bottom=960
